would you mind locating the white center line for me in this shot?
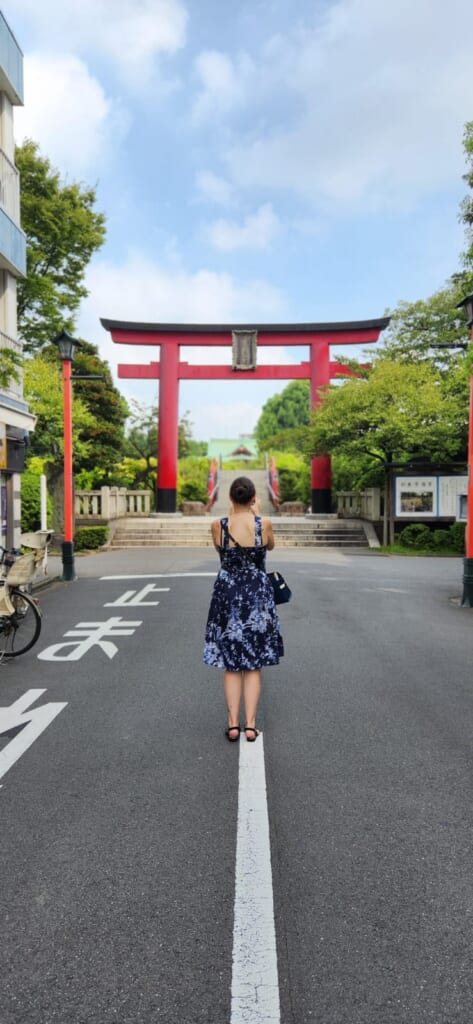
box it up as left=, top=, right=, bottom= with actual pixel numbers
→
left=100, top=573, right=217, bottom=579
left=231, top=732, right=280, bottom=1024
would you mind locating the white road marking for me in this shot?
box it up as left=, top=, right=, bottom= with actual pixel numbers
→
left=100, top=573, right=216, bottom=579
left=0, top=690, right=67, bottom=782
left=37, top=618, right=142, bottom=661
left=231, top=732, right=280, bottom=1024
left=104, top=584, right=170, bottom=606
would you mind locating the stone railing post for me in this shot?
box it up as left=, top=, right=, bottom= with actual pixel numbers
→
left=101, top=487, right=111, bottom=520
left=361, top=488, right=380, bottom=521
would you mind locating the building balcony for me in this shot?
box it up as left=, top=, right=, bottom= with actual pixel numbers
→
left=0, top=206, right=26, bottom=277
left=0, top=147, right=20, bottom=222
left=0, top=13, right=23, bottom=105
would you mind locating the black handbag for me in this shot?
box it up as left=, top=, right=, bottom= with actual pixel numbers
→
left=267, top=570, right=292, bottom=605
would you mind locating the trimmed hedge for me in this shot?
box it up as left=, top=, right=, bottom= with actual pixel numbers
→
left=397, top=521, right=465, bottom=553
left=74, top=526, right=109, bottom=551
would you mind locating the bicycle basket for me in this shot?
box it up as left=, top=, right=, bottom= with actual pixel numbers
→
left=6, top=552, right=36, bottom=585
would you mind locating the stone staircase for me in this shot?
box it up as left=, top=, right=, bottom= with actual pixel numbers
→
left=109, top=515, right=371, bottom=549
left=211, top=469, right=274, bottom=516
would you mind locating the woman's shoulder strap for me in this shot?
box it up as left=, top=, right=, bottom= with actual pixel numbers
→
left=220, top=516, right=229, bottom=547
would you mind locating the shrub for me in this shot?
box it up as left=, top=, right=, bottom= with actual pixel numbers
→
left=449, top=521, right=466, bottom=553
left=21, top=466, right=52, bottom=532
left=269, top=452, right=311, bottom=506
left=432, top=529, right=451, bottom=549
left=177, top=457, right=209, bottom=505
left=74, top=526, right=109, bottom=551
left=277, top=467, right=301, bottom=503
left=397, top=523, right=434, bottom=549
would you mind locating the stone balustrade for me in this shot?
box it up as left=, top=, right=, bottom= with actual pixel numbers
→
left=337, top=488, right=381, bottom=521
left=75, top=487, right=153, bottom=520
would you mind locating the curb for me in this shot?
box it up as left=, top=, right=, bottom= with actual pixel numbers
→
left=31, top=574, right=62, bottom=592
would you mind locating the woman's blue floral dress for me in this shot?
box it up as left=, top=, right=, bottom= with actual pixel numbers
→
left=203, top=516, right=284, bottom=671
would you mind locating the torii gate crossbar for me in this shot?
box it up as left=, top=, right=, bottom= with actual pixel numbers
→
left=101, top=318, right=390, bottom=514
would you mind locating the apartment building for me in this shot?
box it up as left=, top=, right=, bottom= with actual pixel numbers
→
left=0, top=11, right=35, bottom=547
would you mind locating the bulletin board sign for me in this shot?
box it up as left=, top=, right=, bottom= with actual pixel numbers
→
left=394, top=474, right=468, bottom=519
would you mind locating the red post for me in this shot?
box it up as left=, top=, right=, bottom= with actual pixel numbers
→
left=61, top=357, right=76, bottom=580
left=62, top=358, right=73, bottom=543
left=458, top=295, right=473, bottom=606
left=157, top=340, right=179, bottom=512
left=467, top=376, right=473, bottom=558
left=461, top=374, right=473, bottom=604
left=310, top=340, right=332, bottom=514
left=461, top=343, right=473, bottom=604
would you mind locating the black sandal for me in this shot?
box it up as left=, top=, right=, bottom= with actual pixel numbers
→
left=244, top=726, right=259, bottom=742
left=225, top=725, right=241, bottom=741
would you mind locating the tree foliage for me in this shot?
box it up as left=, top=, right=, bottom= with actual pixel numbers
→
left=307, top=358, right=466, bottom=471
left=381, top=283, right=471, bottom=365
left=0, top=347, right=22, bottom=389
left=71, top=340, right=129, bottom=482
left=16, top=140, right=106, bottom=351
left=255, top=380, right=310, bottom=448
left=24, top=343, right=129, bottom=486
left=23, top=353, right=95, bottom=465
left=122, top=401, right=201, bottom=489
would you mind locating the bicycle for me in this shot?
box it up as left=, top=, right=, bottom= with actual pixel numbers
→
left=0, top=542, right=46, bottom=658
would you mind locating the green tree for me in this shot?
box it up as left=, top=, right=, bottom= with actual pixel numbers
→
left=381, top=284, right=471, bottom=365
left=16, top=139, right=106, bottom=351
left=71, top=340, right=129, bottom=483
left=124, top=401, right=159, bottom=489
left=23, top=353, right=95, bottom=532
left=255, top=380, right=310, bottom=448
left=0, top=348, right=21, bottom=390
left=123, top=402, right=205, bottom=489
left=178, top=410, right=207, bottom=457
left=309, top=359, right=464, bottom=466
left=25, top=342, right=129, bottom=485
left=307, top=359, right=466, bottom=541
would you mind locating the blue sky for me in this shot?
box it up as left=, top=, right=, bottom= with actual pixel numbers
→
left=5, top=0, right=473, bottom=439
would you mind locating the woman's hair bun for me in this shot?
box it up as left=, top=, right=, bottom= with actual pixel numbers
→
left=229, top=476, right=256, bottom=505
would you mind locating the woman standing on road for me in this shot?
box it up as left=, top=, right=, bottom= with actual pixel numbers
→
left=203, top=476, right=284, bottom=742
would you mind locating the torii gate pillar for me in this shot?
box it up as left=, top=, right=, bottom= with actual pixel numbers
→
left=310, top=338, right=332, bottom=513
left=157, top=339, right=179, bottom=511
left=101, top=318, right=390, bottom=515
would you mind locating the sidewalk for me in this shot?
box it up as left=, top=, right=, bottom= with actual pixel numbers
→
left=32, top=553, right=63, bottom=590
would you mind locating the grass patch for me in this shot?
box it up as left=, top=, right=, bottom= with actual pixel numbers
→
left=378, top=544, right=460, bottom=556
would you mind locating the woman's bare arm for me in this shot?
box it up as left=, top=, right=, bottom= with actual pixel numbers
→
left=211, top=519, right=221, bottom=551
left=262, top=516, right=275, bottom=550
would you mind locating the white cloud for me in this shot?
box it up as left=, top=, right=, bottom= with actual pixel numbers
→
left=206, top=203, right=280, bottom=250
left=3, top=0, right=187, bottom=83
left=78, top=251, right=294, bottom=438
left=192, top=49, right=254, bottom=121
left=14, top=53, right=130, bottom=176
left=193, top=0, right=473, bottom=211
left=79, top=250, right=286, bottom=371
left=196, top=171, right=235, bottom=207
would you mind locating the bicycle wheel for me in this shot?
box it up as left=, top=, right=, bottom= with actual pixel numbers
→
left=0, top=588, right=42, bottom=657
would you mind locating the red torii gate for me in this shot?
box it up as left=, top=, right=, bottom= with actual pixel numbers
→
left=101, top=318, right=390, bottom=514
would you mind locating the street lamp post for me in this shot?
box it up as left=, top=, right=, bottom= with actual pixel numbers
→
left=53, top=330, right=82, bottom=581
left=457, top=293, right=473, bottom=606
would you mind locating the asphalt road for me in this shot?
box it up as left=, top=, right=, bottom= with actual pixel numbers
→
left=1, top=547, right=473, bottom=1023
